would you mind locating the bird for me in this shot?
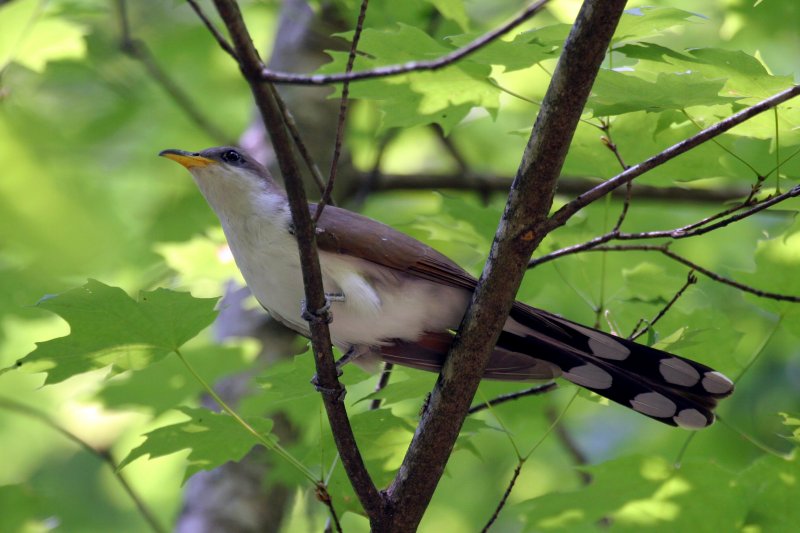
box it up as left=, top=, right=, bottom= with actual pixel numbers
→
left=160, top=146, right=734, bottom=429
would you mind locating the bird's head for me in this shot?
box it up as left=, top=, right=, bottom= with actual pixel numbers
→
left=160, top=146, right=281, bottom=214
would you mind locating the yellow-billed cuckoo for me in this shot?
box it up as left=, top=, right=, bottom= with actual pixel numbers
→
left=160, top=146, right=733, bottom=429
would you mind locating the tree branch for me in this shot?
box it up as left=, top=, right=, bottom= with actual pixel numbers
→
left=0, top=397, right=166, bottom=533
left=545, top=84, right=800, bottom=233
left=117, top=0, right=232, bottom=145
left=344, top=173, right=754, bottom=204
left=467, top=383, right=557, bottom=415
left=384, top=2, right=628, bottom=530
left=570, top=244, right=800, bottom=303
left=210, top=0, right=382, bottom=518
left=629, top=271, right=697, bottom=341
left=256, top=0, right=551, bottom=85
left=528, top=185, right=800, bottom=274
left=314, top=0, right=370, bottom=220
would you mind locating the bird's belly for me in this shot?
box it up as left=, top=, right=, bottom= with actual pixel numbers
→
left=325, top=274, right=469, bottom=347
left=228, top=234, right=468, bottom=348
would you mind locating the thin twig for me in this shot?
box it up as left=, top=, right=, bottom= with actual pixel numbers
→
left=681, top=109, right=763, bottom=178
left=315, top=0, right=370, bottom=221
left=117, top=0, right=232, bottom=144
left=316, top=483, right=343, bottom=533
left=468, top=383, right=558, bottom=415
left=481, top=462, right=523, bottom=533
left=587, top=244, right=800, bottom=302
left=546, top=85, right=800, bottom=233
left=257, top=0, right=551, bottom=85
left=482, top=391, right=580, bottom=530
left=599, top=118, right=633, bottom=231
left=618, top=185, right=800, bottom=241
left=369, top=362, right=394, bottom=411
left=271, top=86, right=328, bottom=196
left=348, top=173, right=753, bottom=203
left=186, top=0, right=238, bottom=60
left=0, top=397, right=167, bottom=533
left=629, top=271, right=698, bottom=340
left=529, top=184, right=800, bottom=270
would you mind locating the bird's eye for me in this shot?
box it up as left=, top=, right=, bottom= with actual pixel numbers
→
left=221, top=150, right=242, bottom=164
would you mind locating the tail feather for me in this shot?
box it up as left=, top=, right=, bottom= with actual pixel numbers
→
left=504, top=304, right=734, bottom=429
left=375, top=304, right=734, bottom=429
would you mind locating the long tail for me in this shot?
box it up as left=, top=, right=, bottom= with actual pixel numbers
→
left=378, top=303, right=733, bottom=429
left=499, top=303, right=734, bottom=429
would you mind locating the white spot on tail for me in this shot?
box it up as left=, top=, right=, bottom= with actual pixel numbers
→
left=702, top=371, right=734, bottom=395
left=659, top=357, right=700, bottom=386
left=630, top=392, right=677, bottom=417
left=674, top=408, right=711, bottom=429
left=570, top=323, right=630, bottom=360
left=563, top=364, right=613, bottom=389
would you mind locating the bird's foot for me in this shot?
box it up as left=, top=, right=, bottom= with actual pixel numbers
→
left=300, top=293, right=345, bottom=325
left=310, top=374, right=347, bottom=402
left=309, top=347, right=358, bottom=401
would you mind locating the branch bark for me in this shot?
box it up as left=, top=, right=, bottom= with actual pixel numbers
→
left=211, top=0, right=383, bottom=518
left=345, top=173, right=754, bottom=204
left=545, top=84, right=800, bottom=233
left=382, top=2, right=628, bottom=530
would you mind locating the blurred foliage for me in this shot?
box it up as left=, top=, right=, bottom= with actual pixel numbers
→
left=1, top=0, right=799, bottom=531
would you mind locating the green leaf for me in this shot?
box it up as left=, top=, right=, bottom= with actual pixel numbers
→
left=425, top=0, right=470, bottom=31
left=616, top=44, right=794, bottom=101
left=518, top=455, right=746, bottom=531
left=0, top=0, right=87, bottom=73
left=589, top=70, right=736, bottom=117
left=97, top=343, right=252, bottom=415
left=613, top=6, right=705, bottom=44
left=119, top=406, right=274, bottom=483
left=0, top=483, right=46, bottom=532
left=738, top=221, right=800, bottom=317
left=320, top=25, right=499, bottom=133
left=256, top=353, right=321, bottom=408
left=155, top=228, right=244, bottom=298
left=621, top=262, right=680, bottom=303
left=778, top=412, right=800, bottom=444
left=738, top=453, right=800, bottom=531
left=446, top=24, right=570, bottom=73
left=14, top=280, right=217, bottom=384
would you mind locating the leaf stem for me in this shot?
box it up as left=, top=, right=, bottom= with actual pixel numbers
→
left=173, top=348, right=318, bottom=483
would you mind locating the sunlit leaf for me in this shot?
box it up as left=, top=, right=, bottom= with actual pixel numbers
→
left=119, top=406, right=275, bottom=483
left=14, top=280, right=217, bottom=384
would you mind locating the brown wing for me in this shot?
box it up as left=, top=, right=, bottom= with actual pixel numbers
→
left=311, top=203, right=478, bottom=291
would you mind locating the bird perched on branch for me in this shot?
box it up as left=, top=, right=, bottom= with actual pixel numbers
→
left=160, top=146, right=733, bottom=429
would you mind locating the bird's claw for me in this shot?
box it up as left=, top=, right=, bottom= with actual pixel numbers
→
left=310, top=374, right=347, bottom=402
left=300, top=293, right=345, bottom=324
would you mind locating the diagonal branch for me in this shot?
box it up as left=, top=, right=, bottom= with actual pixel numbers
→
left=580, top=244, right=800, bottom=303
left=0, top=397, right=167, bottom=533
left=546, top=84, right=800, bottom=233
left=210, top=0, right=382, bottom=518
left=257, top=0, right=551, bottom=85
left=384, top=2, right=629, bottom=530
left=528, top=185, right=800, bottom=272
left=117, top=0, right=232, bottom=145
left=347, top=173, right=753, bottom=204
left=314, top=0, right=370, bottom=220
